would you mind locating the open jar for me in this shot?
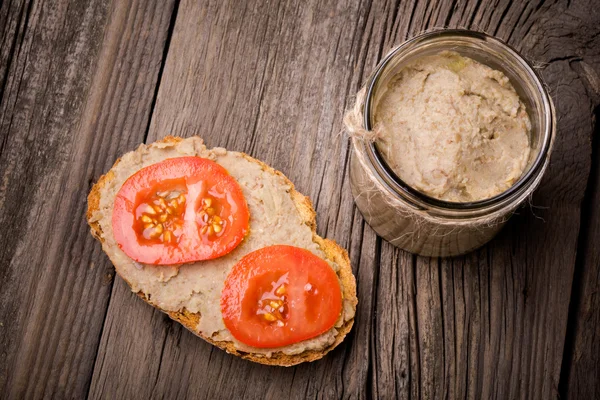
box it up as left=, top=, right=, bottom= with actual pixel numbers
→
left=346, top=30, right=555, bottom=257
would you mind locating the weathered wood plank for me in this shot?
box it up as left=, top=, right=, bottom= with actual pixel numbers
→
left=0, top=0, right=175, bottom=398
left=561, top=47, right=600, bottom=400
left=371, top=0, right=600, bottom=399
left=86, top=0, right=600, bottom=400
left=89, top=0, right=382, bottom=398
left=370, top=0, right=600, bottom=399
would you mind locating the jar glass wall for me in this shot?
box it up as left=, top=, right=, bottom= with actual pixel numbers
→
left=348, top=30, right=555, bottom=257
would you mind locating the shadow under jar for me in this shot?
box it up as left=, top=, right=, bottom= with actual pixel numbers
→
left=348, top=30, right=555, bottom=257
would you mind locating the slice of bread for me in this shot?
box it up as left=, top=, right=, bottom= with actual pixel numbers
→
left=87, top=136, right=357, bottom=366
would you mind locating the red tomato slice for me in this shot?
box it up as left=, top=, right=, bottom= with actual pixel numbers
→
left=112, top=156, right=249, bottom=265
left=221, top=245, right=342, bottom=348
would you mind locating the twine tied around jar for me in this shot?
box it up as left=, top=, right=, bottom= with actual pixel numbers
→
left=343, top=87, right=383, bottom=142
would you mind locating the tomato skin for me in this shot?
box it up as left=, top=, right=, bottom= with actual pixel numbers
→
left=112, top=157, right=249, bottom=265
left=221, top=245, right=343, bottom=348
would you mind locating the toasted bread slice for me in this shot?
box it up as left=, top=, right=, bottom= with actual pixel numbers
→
left=87, top=136, right=357, bottom=366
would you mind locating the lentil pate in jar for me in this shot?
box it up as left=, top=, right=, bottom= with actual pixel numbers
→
left=346, top=30, right=555, bottom=257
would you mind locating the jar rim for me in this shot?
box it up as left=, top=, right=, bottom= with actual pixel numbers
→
left=363, top=29, right=555, bottom=211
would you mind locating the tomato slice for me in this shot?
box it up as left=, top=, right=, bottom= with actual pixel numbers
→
left=112, top=157, right=249, bottom=265
left=221, top=245, right=342, bottom=348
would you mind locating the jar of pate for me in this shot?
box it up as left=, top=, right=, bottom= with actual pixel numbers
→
left=346, top=30, right=555, bottom=257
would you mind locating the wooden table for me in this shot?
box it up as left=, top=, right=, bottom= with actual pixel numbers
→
left=1, top=0, right=599, bottom=398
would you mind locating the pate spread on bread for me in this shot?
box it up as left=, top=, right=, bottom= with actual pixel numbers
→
left=87, top=136, right=357, bottom=366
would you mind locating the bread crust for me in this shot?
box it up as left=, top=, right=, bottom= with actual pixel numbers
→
left=87, top=136, right=357, bottom=366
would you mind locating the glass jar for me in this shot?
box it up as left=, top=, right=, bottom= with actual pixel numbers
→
left=348, top=30, right=555, bottom=257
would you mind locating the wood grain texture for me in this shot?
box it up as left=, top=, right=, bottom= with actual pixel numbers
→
left=562, top=38, right=600, bottom=400
left=563, top=112, right=600, bottom=399
left=0, top=0, right=175, bottom=398
left=87, top=0, right=600, bottom=399
left=89, top=0, right=381, bottom=398
left=1, top=0, right=598, bottom=398
left=370, top=0, right=600, bottom=399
